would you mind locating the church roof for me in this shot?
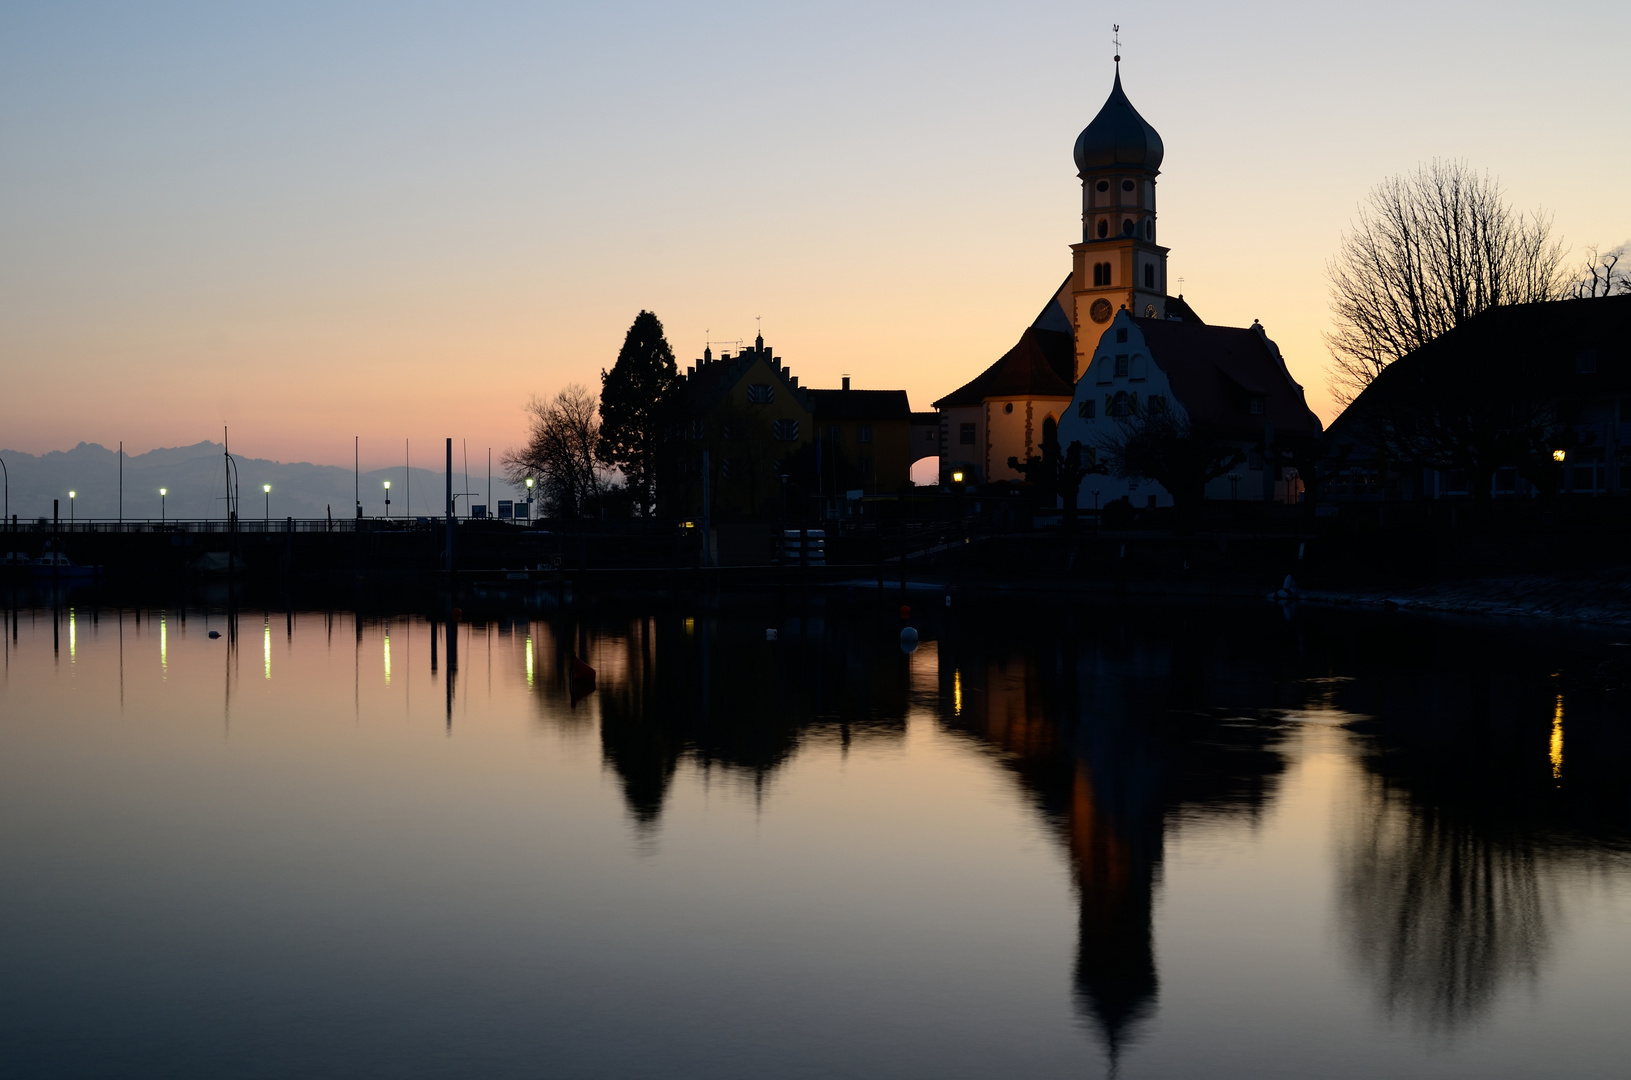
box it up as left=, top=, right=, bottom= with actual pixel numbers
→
left=1132, top=318, right=1322, bottom=439
left=1074, top=68, right=1164, bottom=175
left=933, top=327, right=1076, bottom=408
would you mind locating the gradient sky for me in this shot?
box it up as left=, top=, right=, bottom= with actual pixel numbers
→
left=2, top=1, right=1626, bottom=470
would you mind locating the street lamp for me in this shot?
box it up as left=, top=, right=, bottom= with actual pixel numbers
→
left=160, top=488, right=167, bottom=524
left=263, top=484, right=272, bottom=523
left=69, top=491, right=76, bottom=527
left=383, top=480, right=391, bottom=519
left=1552, top=449, right=1567, bottom=462
left=951, top=470, right=964, bottom=485
left=525, top=476, right=534, bottom=519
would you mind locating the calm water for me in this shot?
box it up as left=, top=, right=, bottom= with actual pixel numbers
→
left=2, top=598, right=1629, bottom=1079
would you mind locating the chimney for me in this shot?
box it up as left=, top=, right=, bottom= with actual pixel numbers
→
left=842, top=375, right=851, bottom=391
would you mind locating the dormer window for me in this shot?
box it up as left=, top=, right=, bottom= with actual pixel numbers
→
left=1249, top=396, right=1266, bottom=416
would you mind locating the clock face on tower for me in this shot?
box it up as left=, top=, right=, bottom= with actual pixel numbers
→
left=1090, top=298, right=1113, bottom=324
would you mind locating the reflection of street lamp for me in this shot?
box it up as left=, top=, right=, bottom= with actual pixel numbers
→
left=383, top=480, right=391, bottom=519
left=263, top=484, right=272, bottom=522
left=160, top=488, right=167, bottom=524
left=68, top=491, right=76, bottom=526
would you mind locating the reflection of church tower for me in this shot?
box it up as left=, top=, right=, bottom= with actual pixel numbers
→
left=1069, top=59, right=1168, bottom=380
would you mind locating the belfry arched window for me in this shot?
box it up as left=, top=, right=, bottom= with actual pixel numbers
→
left=1122, top=219, right=1135, bottom=236
left=1144, top=264, right=1155, bottom=288
left=1097, top=219, right=1109, bottom=238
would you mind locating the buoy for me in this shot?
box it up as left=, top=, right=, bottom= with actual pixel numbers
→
left=899, top=604, right=912, bottom=620
left=450, top=607, right=462, bottom=621
left=944, top=594, right=951, bottom=607
left=766, top=628, right=778, bottom=641
left=208, top=630, right=221, bottom=639
left=900, top=626, right=919, bottom=653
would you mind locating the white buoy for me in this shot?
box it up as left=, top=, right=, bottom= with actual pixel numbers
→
left=944, top=594, right=951, bottom=607
left=900, top=626, right=919, bottom=653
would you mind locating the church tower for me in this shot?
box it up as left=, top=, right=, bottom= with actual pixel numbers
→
left=1069, top=60, right=1168, bottom=381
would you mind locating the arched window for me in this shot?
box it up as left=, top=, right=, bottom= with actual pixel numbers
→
left=1097, top=219, right=1108, bottom=238
left=1042, top=415, right=1058, bottom=448
left=1145, top=220, right=1154, bottom=240
left=1122, top=219, right=1135, bottom=236
left=1144, top=264, right=1155, bottom=288
left=1093, top=262, right=1112, bottom=286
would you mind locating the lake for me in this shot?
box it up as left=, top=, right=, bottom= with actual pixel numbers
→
left=2, top=595, right=1628, bottom=1078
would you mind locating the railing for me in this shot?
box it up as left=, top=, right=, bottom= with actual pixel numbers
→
left=0, top=518, right=533, bottom=535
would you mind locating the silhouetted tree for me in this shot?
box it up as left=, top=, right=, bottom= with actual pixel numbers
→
left=503, top=384, right=612, bottom=518
left=599, top=311, right=679, bottom=516
left=1094, top=406, right=1243, bottom=509
left=1570, top=242, right=1630, bottom=298
left=1009, top=422, right=1103, bottom=527
left=1326, top=160, right=1566, bottom=405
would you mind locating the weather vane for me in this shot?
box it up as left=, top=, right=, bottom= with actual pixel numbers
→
left=1112, top=23, right=1121, bottom=63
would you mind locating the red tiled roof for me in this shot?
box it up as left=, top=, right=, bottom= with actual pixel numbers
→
left=1131, top=319, right=1322, bottom=439
left=933, top=327, right=1076, bottom=408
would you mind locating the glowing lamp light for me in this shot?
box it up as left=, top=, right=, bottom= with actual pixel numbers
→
left=525, top=477, right=535, bottom=489
left=382, top=480, right=391, bottom=489
left=69, top=490, right=76, bottom=498
left=952, top=471, right=965, bottom=484
left=1552, top=449, right=1567, bottom=462
left=159, top=488, right=167, bottom=496
left=263, top=484, right=272, bottom=493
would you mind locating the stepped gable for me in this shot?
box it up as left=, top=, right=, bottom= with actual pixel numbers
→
left=683, top=335, right=811, bottom=412
left=1132, top=318, right=1320, bottom=439
left=933, top=327, right=1077, bottom=408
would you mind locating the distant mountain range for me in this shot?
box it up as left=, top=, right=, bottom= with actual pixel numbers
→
left=0, top=442, right=525, bottom=522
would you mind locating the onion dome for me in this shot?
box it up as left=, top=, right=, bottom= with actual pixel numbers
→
left=1073, top=68, right=1164, bottom=175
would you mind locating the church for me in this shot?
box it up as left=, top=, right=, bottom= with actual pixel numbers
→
left=936, top=60, right=1320, bottom=505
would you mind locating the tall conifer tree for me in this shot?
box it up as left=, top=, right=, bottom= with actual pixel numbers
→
left=598, top=310, right=678, bottom=516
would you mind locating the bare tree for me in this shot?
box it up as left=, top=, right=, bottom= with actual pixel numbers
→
left=1326, top=160, right=1567, bottom=406
left=1094, top=405, right=1243, bottom=509
left=1570, top=242, right=1630, bottom=298
left=503, top=385, right=613, bottom=518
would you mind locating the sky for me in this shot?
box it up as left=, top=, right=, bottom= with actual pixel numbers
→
left=2, top=0, right=1627, bottom=471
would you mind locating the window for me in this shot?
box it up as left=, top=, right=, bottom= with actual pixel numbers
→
left=772, top=418, right=800, bottom=441
left=1098, top=220, right=1108, bottom=238
left=860, top=456, right=875, bottom=479
left=1093, top=261, right=1112, bottom=286
left=1122, top=179, right=1135, bottom=192
left=1144, top=264, right=1155, bottom=288
left=1095, top=356, right=1112, bottom=384
left=1576, top=350, right=1598, bottom=374
left=959, top=422, right=976, bottom=445
left=1003, top=402, right=1014, bottom=414
left=1078, top=399, right=1096, bottom=419
left=1130, top=354, right=1146, bottom=380
left=1111, top=391, right=1129, bottom=417
left=1115, top=328, right=1128, bottom=343
left=857, top=424, right=872, bottom=444
left=1145, top=220, right=1154, bottom=240
left=1122, top=219, right=1135, bottom=235
left=1096, top=180, right=1110, bottom=192
left=1114, top=354, right=1129, bottom=377
left=1249, top=396, right=1266, bottom=416
left=720, top=421, right=737, bottom=440
left=746, top=382, right=774, bottom=403
left=1147, top=394, right=1166, bottom=414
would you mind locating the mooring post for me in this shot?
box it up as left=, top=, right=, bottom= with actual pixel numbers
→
left=445, top=437, right=455, bottom=575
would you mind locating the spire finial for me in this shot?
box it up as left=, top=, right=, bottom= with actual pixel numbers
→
left=1112, top=23, right=1120, bottom=64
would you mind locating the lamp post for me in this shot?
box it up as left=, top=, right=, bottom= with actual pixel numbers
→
left=525, top=476, right=534, bottom=520
left=160, top=488, right=167, bottom=524
left=263, top=484, right=272, bottom=523
left=383, top=480, right=391, bottom=519
left=1, top=455, right=8, bottom=529
left=68, top=491, right=76, bottom=527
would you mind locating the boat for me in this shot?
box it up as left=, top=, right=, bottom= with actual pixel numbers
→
left=30, top=552, right=99, bottom=580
